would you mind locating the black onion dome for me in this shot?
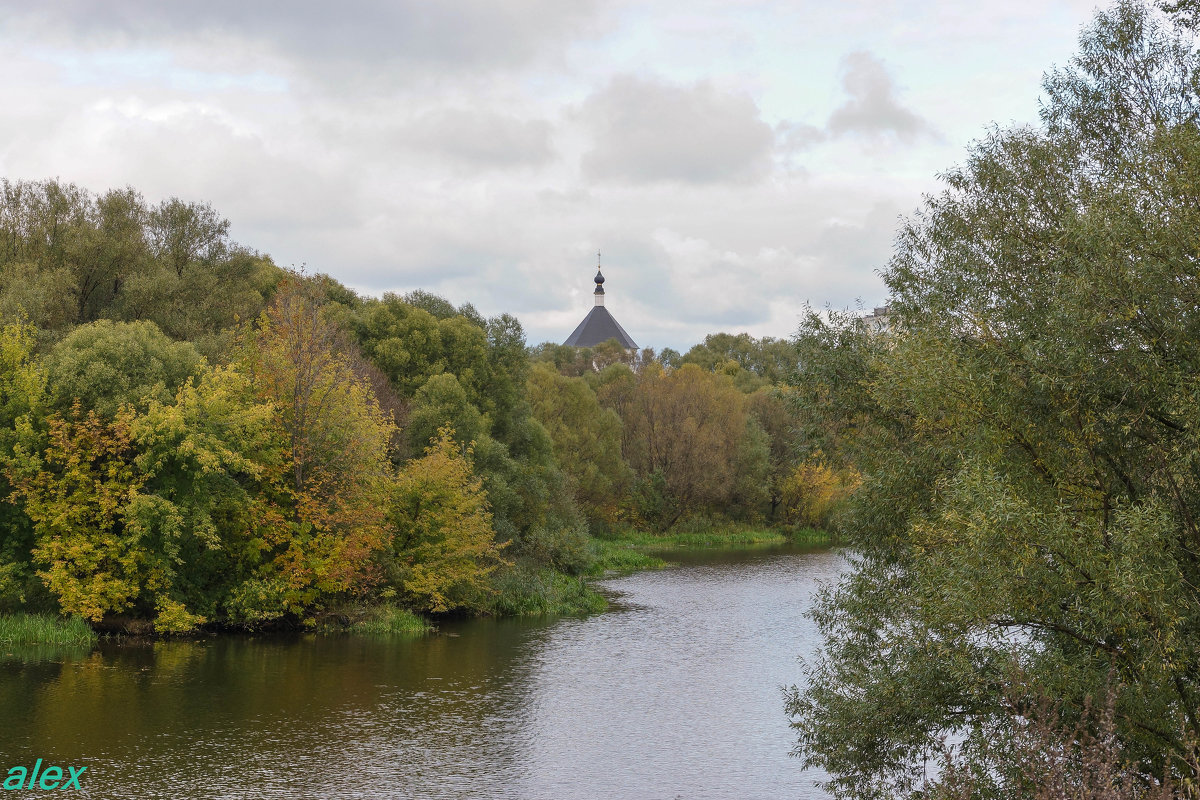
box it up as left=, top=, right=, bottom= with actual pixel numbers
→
left=564, top=259, right=636, bottom=348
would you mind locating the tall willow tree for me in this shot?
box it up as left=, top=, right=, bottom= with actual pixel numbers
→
left=789, top=2, right=1200, bottom=796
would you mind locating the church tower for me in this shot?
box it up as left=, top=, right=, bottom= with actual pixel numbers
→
left=563, top=254, right=638, bottom=349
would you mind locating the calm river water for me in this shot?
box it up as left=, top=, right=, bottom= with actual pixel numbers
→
left=1, top=545, right=843, bottom=799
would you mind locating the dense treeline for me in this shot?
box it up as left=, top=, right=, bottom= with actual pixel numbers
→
left=529, top=334, right=856, bottom=530
left=788, top=2, right=1200, bottom=797
left=0, top=180, right=827, bottom=633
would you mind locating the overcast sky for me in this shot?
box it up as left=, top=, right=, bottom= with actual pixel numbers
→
left=0, top=0, right=1102, bottom=351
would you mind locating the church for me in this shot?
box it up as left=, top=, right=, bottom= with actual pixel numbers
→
left=562, top=256, right=638, bottom=349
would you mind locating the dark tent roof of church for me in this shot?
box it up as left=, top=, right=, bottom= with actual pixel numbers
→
left=563, top=305, right=638, bottom=349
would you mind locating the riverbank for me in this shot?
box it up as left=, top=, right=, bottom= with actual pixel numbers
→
left=381, top=525, right=830, bottom=624
left=0, top=526, right=832, bottom=644
left=544, top=524, right=831, bottom=616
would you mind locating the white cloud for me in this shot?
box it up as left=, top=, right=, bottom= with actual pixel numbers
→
left=579, top=76, right=774, bottom=184
left=400, top=109, right=554, bottom=169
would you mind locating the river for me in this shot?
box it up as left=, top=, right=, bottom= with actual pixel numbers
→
left=0, top=545, right=843, bottom=799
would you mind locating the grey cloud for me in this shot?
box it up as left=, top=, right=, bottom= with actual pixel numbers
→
left=593, top=237, right=673, bottom=312
left=2, top=1, right=599, bottom=74
left=401, top=109, right=554, bottom=169
left=773, top=52, right=932, bottom=156
left=775, top=120, right=827, bottom=154
left=827, top=51, right=936, bottom=142
left=580, top=76, right=774, bottom=184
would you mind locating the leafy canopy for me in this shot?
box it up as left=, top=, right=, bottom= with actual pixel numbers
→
left=788, top=2, right=1200, bottom=796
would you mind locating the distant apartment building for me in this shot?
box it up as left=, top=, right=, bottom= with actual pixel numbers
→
left=862, top=305, right=892, bottom=333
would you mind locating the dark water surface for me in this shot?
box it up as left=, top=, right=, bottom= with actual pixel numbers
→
left=0, top=546, right=843, bottom=799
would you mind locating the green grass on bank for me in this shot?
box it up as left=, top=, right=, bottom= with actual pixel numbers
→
left=599, top=523, right=831, bottom=550
left=580, top=523, right=831, bottom=581
left=586, top=539, right=669, bottom=575
left=0, top=613, right=97, bottom=646
left=789, top=527, right=833, bottom=544
left=489, top=565, right=608, bottom=617
left=349, top=606, right=433, bottom=637
left=316, top=604, right=434, bottom=638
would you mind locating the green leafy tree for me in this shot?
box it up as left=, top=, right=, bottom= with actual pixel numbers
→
left=129, top=365, right=285, bottom=630
left=7, top=365, right=287, bottom=632
left=353, top=293, right=491, bottom=403
left=146, top=198, right=229, bottom=277
left=0, top=261, right=76, bottom=331
left=402, top=289, right=458, bottom=319
left=69, top=186, right=148, bottom=323
left=601, top=363, right=757, bottom=528
left=405, top=341, right=586, bottom=571
left=530, top=342, right=594, bottom=377
left=114, top=195, right=280, bottom=348
left=0, top=321, right=49, bottom=607
left=748, top=387, right=802, bottom=520
left=483, top=312, right=530, bottom=432
left=118, top=248, right=279, bottom=346
left=789, top=3, right=1200, bottom=794
left=531, top=339, right=646, bottom=377
left=9, top=406, right=150, bottom=622
left=407, top=373, right=487, bottom=453
left=681, top=332, right=798, bottom=391
left=526, top=361, right=631, bottom=521
left=729, top=416, right=771, bottom=520
left=0, top=180, right=278, bottom=343
left=471, top=411, right=588, bottom=572
left=45, top=319, right=205, bottom=417
left=0, top=180, right=147, bottom=327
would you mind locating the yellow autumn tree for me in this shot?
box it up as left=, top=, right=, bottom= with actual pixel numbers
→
left=781, top=454, right=860, bottom=528
left=9, top=368, right=285, bottom=633
left=388, top=427, right=508, bottom=613
left=10, top=406, right=150, bottom=621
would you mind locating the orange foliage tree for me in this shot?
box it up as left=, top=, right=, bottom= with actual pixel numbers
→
left=237, top=279, right=394, bottom=618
